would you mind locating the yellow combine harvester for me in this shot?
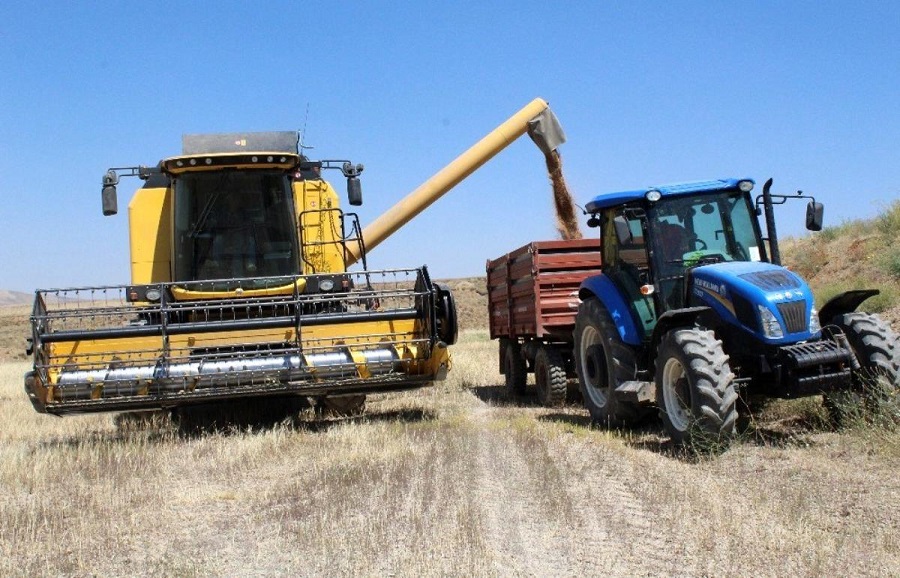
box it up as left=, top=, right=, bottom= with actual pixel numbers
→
left=25, top=98, right=565, bottom=416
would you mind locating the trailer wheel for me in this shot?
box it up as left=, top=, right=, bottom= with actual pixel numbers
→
left=655, top=328, right=737, bottom=446
left=574, top=298, right=640, bottom=427
left=535, top=346, right=567, bottom=407
left=503, top=341, right=527, bottom=396
left=825, top=312, right=900, bottom=425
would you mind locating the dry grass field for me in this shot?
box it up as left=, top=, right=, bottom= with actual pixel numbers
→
left=1, top=327, right=899, bottom=577
left=2, top=204, right=899, bottom=577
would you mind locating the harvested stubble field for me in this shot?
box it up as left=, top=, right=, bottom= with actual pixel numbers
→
left=1, top=317, right=899, bottom=576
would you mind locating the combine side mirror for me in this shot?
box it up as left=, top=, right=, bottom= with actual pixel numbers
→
left=613, top=215, right=633, bottom=245
left=806, top=201, right=824, bottom=231
left=101, top=170, right=119, bottom=216
left=347, top=177, right=363, bottom=206
left=342, top=162, right=364, bottom=206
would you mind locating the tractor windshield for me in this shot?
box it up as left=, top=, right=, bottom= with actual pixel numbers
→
left=173, top=171, right=299, bottom=288
left=648, top=190, right=763, bottom=307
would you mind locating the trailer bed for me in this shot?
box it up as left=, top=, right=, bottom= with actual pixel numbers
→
left=486, top=239, right=601, bottom=342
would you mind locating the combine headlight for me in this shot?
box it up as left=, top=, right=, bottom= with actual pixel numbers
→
left=646, top=190, right=662, bottom=202
left=757, top=304, right=784, bottom=339
left=738, top=180, right=754, bottom=192
left=318, top=278, right=335, bottom=292
left=145, top=288, right=162, bottom=302
left=809, top=307, right=821, bottom=334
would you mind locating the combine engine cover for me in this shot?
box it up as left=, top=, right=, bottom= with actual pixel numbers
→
left=25, top=269, right=451, bottom=415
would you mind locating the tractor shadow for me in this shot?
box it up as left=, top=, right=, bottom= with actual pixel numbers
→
left=469, top=383, right=547, bottom=408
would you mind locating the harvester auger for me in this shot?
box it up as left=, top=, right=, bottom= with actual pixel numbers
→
left=25, top=98, right=565, bottom=416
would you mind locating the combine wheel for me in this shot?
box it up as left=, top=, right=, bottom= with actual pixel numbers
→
left=655, top=328, right=737, bottom=446
left=503, top=341, right=527, bottom=396
left=535, top=346, right=567, bottom=407
left=574, top=298, right=641, bottom=427
left=320, top=395, right=367, bottom=417
left=825, top=312, right=900, bottom=426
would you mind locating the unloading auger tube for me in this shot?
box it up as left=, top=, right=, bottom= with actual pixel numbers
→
left=345, top=97, right=566, bottom=265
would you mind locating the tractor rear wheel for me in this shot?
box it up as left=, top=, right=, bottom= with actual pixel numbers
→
left=825, top=312, right=900, bottom=426
left=503, top=341, right=527, bottom=396
left=574, top=298, right=641, bottom=427
left=655, top=328, right=737, bottom=446
left=535, top=346, right=567, bottom=407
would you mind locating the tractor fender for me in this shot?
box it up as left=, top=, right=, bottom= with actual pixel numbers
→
left=649, top=306, right=711, bottom=355
left=818, top=289, right=880, bottom=325
left=579, top=274, right=642, bottom=346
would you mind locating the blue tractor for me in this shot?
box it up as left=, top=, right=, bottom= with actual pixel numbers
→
left=574, top=178, right=900, bottom=444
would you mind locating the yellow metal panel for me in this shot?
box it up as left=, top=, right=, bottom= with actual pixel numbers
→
left=129, top=186, right=172, bottom=285
left=295, top=180, right=347, bottom=274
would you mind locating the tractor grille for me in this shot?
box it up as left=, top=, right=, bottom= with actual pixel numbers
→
left=740, top=270, right=801, bottom=291
left=777, top=300, right=808, bottom=334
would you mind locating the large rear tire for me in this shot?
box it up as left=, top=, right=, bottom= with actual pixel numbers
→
left=503, top=341, right=527, bottom=396
left=574, top=298, right=641, bottom=427
left=825, top=312, right=900, bottom=425
left=655, top=328, right=737, bottom=446
left=535, top=346, right=567, bottom=407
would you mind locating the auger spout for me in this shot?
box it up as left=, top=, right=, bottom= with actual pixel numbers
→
left=346, top=97, right=566, bottom=266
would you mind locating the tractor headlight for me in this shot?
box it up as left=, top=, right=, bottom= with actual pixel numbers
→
left=758, top=304, right=784, bottom=339
left=809, top=307, right=821, bottom=334
left=738, top=180, right=754, bottom=192
left=646, top=190, right=662, bottom=202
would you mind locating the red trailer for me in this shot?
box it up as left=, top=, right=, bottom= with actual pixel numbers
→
left=486, top=239, right=602, bottom=405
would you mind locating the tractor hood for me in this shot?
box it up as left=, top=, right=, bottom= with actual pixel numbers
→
left=689, top=261, right=820, bottom=345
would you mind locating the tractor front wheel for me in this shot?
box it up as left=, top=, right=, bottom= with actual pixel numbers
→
left=825, top=312, right=900, bottom=426
left=655, top=328, right=737, bottom=446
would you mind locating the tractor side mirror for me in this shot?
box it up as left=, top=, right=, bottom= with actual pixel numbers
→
left=806, top=201, right=824, bottom=231
left=613, top=215, right=633, bottom=245
left=101, top=170, right=119, bottom=216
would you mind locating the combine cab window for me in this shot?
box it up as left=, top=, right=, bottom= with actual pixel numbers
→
left=173, top=171, right=299, bottom=286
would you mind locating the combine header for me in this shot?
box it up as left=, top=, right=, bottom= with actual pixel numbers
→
left=25, top=98, right=565, bottom=415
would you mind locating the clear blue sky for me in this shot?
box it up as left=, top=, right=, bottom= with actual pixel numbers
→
left=1, top=2, right=898, bottom=293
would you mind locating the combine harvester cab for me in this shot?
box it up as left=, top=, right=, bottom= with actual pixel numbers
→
left=25, top=99, right=566, bottom=416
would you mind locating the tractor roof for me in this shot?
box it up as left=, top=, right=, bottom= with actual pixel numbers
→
left=585, top=178, right=754, bottom=213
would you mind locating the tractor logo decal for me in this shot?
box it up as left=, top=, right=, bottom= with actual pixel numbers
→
left=694, top=284, right=735, bottom=317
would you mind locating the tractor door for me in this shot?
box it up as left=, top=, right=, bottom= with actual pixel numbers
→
left=601, top=205, right=657, bottom=339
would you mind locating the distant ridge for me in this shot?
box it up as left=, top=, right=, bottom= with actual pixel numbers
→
left=0, top=290, right=32, bottom=306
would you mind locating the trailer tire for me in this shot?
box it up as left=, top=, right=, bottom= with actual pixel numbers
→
left=825, top=312, right=900, bottom=426
left=535, top=346, right=567, bottom=407
left=504, top=341, right=527, bottom=396
left=655, top=328, right=737, bottom=446
left=574, top=298, right=641, bottom=427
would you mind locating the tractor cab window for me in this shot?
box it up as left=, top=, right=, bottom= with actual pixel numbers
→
left=649, top=190, right=764, bottom=309
left=173, top=171, right=299, bottom=288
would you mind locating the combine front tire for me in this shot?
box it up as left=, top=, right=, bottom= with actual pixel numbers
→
left=825, top=312, right=900, bottom=425
left=574, top=298, right=641, bottom=427
left=320, top=395, right=367, bottom=417
left=655, top=328, right=737, bottom=446
left=535, top=346, right=567, bottom=407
